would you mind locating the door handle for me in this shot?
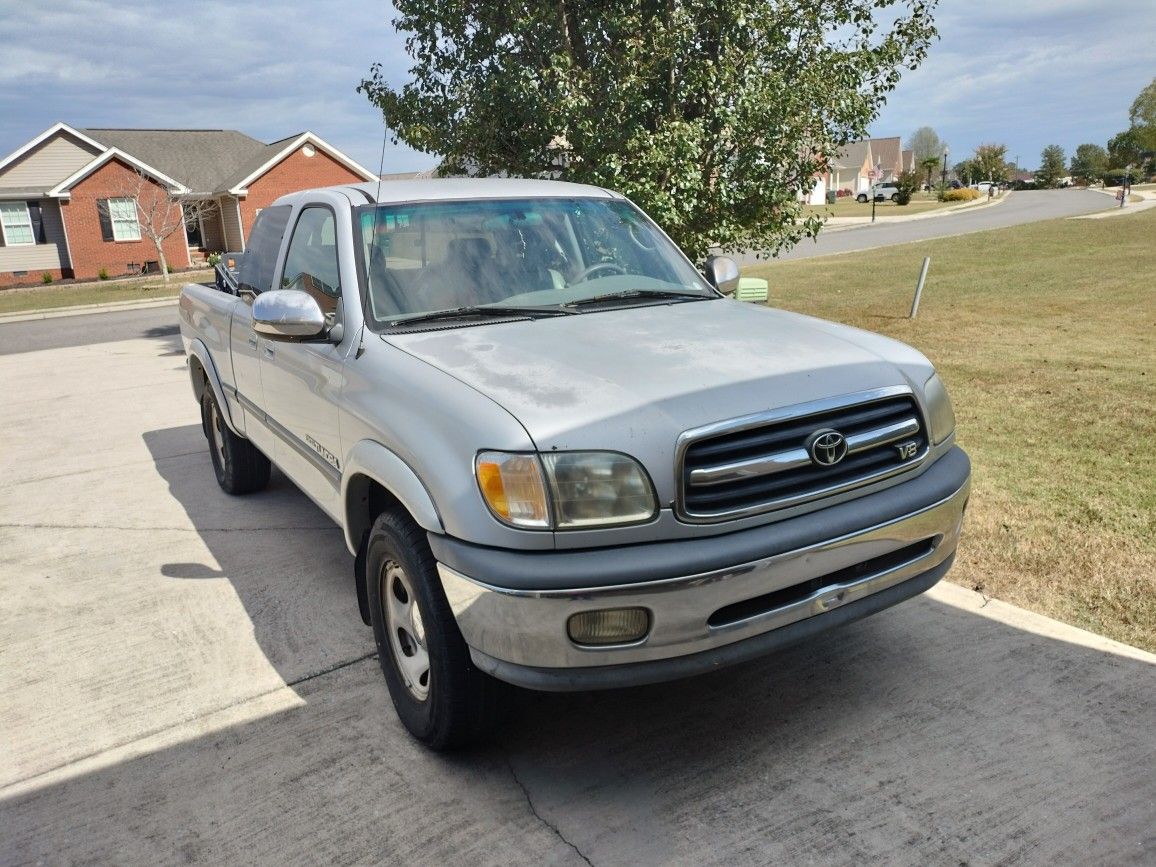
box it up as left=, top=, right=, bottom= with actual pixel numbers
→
left=247, top=334, right=258, bottom=350
left=263, top=344, right=276, bottom=358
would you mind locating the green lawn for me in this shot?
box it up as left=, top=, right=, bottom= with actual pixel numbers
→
left=746, top=209, right=1156, bottom=651
left=0, top=271, right=210, bottom=315
left=802, top=192, right=965, bottom=219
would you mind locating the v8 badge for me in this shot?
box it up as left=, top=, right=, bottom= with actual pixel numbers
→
left=896, top=440, right=919, bottom=460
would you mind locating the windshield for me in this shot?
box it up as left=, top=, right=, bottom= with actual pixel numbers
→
left=356, top=197, right=714, bottom=326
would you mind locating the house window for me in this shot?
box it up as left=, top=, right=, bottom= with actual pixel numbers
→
left=0, top=202, right=35, bottom=246
left=107, top=197, right=142, bottom=241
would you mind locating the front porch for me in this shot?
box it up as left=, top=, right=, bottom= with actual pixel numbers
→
left=185, top=195, right=246, bottom=261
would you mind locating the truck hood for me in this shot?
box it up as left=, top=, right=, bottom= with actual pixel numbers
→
left=385, top=299, right=933, bottom=478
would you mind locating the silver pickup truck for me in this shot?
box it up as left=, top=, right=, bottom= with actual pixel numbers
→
left=179, top=179, right=970, bottom=749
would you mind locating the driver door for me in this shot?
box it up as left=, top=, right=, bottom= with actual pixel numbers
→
left=259, top=204, right=345, bottom=518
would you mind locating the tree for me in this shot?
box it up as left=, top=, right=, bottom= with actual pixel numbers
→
left=1128, top=76, right=1156, bottom=134
left=1070, top=144, right=1108, bottom=183
left=1035, top=144, right=1066, bottom=188
left=99, top=166, right=216, bottom=284
left=906, top=126, right=946, bottom=165
left=1108, top=127, right=1145, bottom=170
left=920, top=155, right=941, bottom=190
left=973, top=143, right=1009, bottom=183
left=360, top=1, right=938, bottom=259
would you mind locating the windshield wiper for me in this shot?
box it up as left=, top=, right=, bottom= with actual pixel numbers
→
left=564, top=289, right=707, bottom=309
left=388, top=304, right=575, bottom=327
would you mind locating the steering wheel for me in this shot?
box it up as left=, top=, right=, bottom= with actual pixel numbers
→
left=573, top=261, right=626, bottom=283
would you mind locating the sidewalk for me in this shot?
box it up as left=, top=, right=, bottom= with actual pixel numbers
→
left=822, top=189, right=1007, bottom=232
left=1071, top=187, right=1154, bottom=220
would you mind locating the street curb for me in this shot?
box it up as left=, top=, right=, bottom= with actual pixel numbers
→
left=0, top=295, right=180, bottom=324
left=823, top=190, right=1009, bottom=232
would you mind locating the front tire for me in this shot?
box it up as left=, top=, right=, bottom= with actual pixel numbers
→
left=200, top=388, right=270, bottom=494
left=856, top=194, right=867, bottom=203
left=366, top=509, right=506, bottom=749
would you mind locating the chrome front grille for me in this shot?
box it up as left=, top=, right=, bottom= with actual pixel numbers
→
left=677, top=390, right=928, bottom=522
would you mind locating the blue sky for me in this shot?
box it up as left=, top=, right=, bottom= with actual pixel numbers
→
left=1, top=0, right=1153, bottom=174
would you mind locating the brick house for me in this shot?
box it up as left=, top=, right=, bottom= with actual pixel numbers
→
left=0, top=123, right=377, bottom=285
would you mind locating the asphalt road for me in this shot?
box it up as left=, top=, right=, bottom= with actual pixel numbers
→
left=739, top=187, right=1113, bottom=263
left=1, top=321, right=1154, bottom=863
left=0, top=304, right=181, bottom=356
left=0, top=189, right=1111, bottom=357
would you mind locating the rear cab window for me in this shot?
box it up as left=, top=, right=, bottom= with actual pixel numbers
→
left=236, top=205, right=292, bottom=296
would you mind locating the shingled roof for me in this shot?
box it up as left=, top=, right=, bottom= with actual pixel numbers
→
left=78, top=128, right=271, bottom=195
left=832, top=140, right=872, bottom=170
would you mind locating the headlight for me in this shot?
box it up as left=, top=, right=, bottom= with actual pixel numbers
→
left=476, top=451, right=658, bottom=530
left=923, top=373, right=956, bottom=444
left=542, top=452, right=658, bottom=528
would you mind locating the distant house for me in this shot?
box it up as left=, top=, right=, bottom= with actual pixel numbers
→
left=830, top=140, right=874, bottom=194
left=827, top=137, right=912, bottom=196
left=868, top=136, right=904, bottom=182
left=0, top=123, right=378, bottom=284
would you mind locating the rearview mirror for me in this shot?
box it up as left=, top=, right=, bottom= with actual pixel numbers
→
left=704, top=256, right=741, bottom=295
left=252, top=290, right=328, bottom=340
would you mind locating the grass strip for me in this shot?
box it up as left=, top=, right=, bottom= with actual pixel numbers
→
left=0, top=272, right=211, bottom=315
left=746, top=209, right=1156, bottom=651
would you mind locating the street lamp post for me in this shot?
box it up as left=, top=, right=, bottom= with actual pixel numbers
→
left=871, top=161, right=881, bottom=223
left=940, top=149, right=949, bottom=191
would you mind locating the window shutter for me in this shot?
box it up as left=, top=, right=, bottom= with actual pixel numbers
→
left=97, top=199, right=114, bottom=242
left=27, top=202, right=45, bottom=244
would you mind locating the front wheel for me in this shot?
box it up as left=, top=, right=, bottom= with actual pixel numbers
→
left=856, top=194, right=867, bottom=203
left=366, top=509, right=506, bottom=749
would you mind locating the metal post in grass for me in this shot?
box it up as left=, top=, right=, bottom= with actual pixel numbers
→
left=909, top=257, right=931, bottom=318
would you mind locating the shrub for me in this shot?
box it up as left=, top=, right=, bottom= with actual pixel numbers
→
left=942, top=188, right=981, bottom=202
left=41, top=272, right=54, bottom=284
left=206, top=252, right=223, bottom=266
left=98, top=268, right=109, bottom=280
left=894, top=170, right=921, bottom=205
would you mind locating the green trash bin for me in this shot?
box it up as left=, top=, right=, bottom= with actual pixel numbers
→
left=826, top=190, right=837, bottom=204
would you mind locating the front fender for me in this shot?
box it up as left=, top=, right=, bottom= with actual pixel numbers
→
left=186, top=338, right=239, bottom=435
left=341, top=439, right=444, bottom=555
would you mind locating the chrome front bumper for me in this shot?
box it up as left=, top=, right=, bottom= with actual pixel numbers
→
left=437, top=471, right=969, bottom=687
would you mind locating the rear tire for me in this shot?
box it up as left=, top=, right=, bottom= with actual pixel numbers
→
left=366, top=508, right=506, bottom=749
left=200, top=388, right=270, bottom=494
left=890, top=193, right=899, bottom=202
left=857, top=194, right=867, bottom=203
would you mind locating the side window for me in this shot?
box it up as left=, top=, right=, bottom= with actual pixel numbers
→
left=236, top=205, right=292, bottom=296
left=281, top=207, right=341, bottom=318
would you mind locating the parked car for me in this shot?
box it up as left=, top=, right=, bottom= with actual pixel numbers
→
left=178, top=179, right=970, bottom=749
left=857, top=183, right=899, bottom=203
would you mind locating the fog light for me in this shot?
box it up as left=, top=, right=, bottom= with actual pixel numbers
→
left=567, top=608, right=650, bottom=646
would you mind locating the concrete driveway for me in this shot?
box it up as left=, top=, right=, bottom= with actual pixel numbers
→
left=2, top=323, right=1155, bottom=865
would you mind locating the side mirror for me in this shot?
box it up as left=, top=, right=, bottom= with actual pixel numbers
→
left=704, top=256, right=741, bottom=295
left=252, top=289, right=328, bottom=340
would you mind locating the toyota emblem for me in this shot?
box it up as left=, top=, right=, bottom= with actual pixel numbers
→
left=808, top=429, right=848, bottom=466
